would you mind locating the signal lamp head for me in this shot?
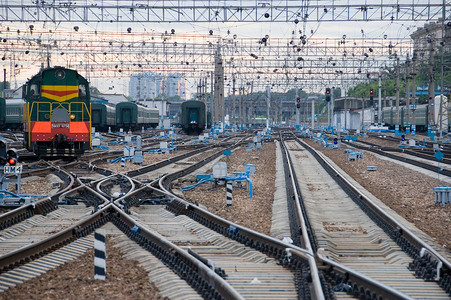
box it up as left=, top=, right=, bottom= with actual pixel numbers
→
left=370, top=89, right=374, bottom=95
left=8, top=157, right=16, bottom=166
left=6, top=148, right=18, bottom=158
left=6, top=148, right=19, bottom=166
left=325, top=88, right=331, bottom=101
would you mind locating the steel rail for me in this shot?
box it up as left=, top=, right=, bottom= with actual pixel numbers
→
left=0, top=200, right=245, bottom=300
left=0, top=163, right=75, bottom=228
left=341, top=140, right=451, bottom=177
left=95, top=174, right=136, bottom=201
left=353, top=139, right=451, bottom=164
left=316, top=250, right=414, bottom=300
left=295, top=135, right=451, bottom=294
left=279, top=134, right=325, bottom=299
left=282, top=132, right=416, bottom=299
left=157, top=190, right=319, bottom=298
left=155, top=136, right=324, bottom=298
left=111, top=204, right=245, bottom=300
left=0, top=194, right=110, bottom=272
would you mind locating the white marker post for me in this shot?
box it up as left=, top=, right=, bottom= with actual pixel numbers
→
left=94, top=230, right=106, bottom=280
left=226, top=181, right=233, bottom=206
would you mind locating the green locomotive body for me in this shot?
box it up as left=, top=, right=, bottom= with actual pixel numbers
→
left=22, top=67, right=91, bottom=157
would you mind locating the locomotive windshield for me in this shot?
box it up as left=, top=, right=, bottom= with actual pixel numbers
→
left=78, top=84, right=87, bottom=100
left=29, top=84, right=40, bottom=99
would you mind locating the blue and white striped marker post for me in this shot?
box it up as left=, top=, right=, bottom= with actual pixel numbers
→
left=94, top=230, right=106, bottom=280
left=226, top=181, right=233, bottom=206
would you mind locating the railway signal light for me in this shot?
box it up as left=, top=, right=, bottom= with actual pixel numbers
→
left=369, top=89, right=374, bottom=105
left=333, top=138, right=338, bottom=144
left=6, top=149, right=18, bottom=166
left=325, top=88, right=331, bottom=102
left=296, top=97, right=301, bottom=109
left=0, top=140, right=18, bottom=166
left=7, top=157, right=16, bottom=166
left=401, top=134, right=405, bottom=141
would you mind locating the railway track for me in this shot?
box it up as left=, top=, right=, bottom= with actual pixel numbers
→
left=1, top=131, right=450, bottom=299
left=0, top=136, right=256, bottom=298
left=339, top=139, right=451, bottom=177
left=309, top=131, right=451, bottom=177
left=281, top=133, right=451, bottom=299
left=0, top=204, right=95, bottom=258
left=128, top=204, right=300, bottom=299
left=367, top=133, right=451, bottom=154
left=0, top=235, right=95, bottom=291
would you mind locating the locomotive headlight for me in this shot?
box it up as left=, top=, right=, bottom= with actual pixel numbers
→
left=70, top=114, right=75, bottom=120
left=55, top=69, right=65, bottom=80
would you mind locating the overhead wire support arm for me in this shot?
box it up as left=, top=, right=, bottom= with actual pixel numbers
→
left=0, top=1, right=446, bottom=23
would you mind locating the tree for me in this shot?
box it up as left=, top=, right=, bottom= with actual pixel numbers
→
left=0, top=81, right=11, bottom=92
left=89, top=86, right=101, bottom=94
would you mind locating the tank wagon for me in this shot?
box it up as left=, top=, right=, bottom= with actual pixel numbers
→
left=22, top=67, right=91, bottom=157
left=181, top=100, right=206, bottom=135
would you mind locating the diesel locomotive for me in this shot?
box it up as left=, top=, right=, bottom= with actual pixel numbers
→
left=22, top=67, right=91, bottom=157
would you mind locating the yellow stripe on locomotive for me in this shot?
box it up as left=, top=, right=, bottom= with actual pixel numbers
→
left=41, top=85, right=79, bottom=102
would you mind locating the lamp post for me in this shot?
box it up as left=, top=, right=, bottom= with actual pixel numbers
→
left=368, top=70, right=389, bottom=126
left=378, top=69, right=390, bottom=126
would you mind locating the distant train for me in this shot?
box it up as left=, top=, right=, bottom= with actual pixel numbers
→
left=0, top=97, right=160, bottom=135
left=181, top=100, right=206, bottom=135
left=115, top=102, right=159, bottom=131
left=91, top=102, right=159, bottom=132
left=382, top=99, right=450, bottom=131
left=382, top=104, right=428, bottom=131
left=22, top=67, right=91, bottom=157
left=0, top=97, right=25, bottom=130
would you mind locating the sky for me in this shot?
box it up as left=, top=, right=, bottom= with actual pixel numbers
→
left=0, top=1, right=443, bottom=96
left=86, top=19, right=421, bottom=96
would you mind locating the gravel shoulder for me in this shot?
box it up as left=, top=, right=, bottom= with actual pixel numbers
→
left=0, top=238, right=165, bottom=300
left=182, top=142, right=277, bottom=236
